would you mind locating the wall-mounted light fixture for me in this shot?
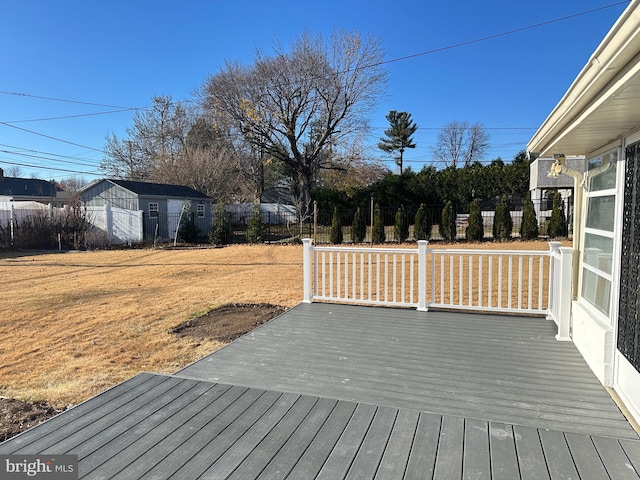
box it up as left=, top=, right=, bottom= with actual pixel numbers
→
left=547, top=154, right=585, bottom=187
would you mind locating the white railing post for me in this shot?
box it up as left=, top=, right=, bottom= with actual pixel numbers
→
left=302, top=238, right=313, bottom=303
left=556, top=246, right=574, bottom=341
left=417, top=240, right=428, bottom=311
left=547, top=241, right=561, bottom=320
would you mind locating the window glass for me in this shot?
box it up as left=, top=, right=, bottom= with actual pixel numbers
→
left=581, top=269, right=611, bottom=316
left=149, top=203, right=159, bottom=218
left=585, top=196, right=615, bottom=231
left=587, top=151, right=617, bottom=191
left=583, top=233, right=613, bottom=274
left=197, top=204, right=205, bottom=218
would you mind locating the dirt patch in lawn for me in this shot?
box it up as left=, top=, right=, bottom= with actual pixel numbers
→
left=0, top=398, right=66, bottom=443
left=0, top=302, right=286, bottom=442
left=168, top=302, right=287, bottom=343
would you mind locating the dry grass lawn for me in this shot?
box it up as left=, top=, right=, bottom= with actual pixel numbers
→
left=0, top=240, right=565, bottom=407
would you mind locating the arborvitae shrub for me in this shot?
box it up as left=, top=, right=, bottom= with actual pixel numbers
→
left=330, top=207, right=343, bottom=244
left=372, top=203, right=386, bottom=244
left=466, top=198, right=484, bottom=241
left=414, top=203, right=432, bottom=241
left=394, top=206, right=409, bottom=242
left=209, top=203, right=232, bottom=245
left=246, top=202, right=264, bottom=243
left=352, top=207, right=366, bottom=243
left=440, top=200, right=457, bottom=242
left=548, top=191, right=568, bottom=238
left=492, top=194, right=513, bottom=242
left=520, top=191, right=539, bottom=240
left=177, top=202, right=200, bottom=244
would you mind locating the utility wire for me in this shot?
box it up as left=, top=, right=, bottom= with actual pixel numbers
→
left=0, top=122, right=105, bottom=153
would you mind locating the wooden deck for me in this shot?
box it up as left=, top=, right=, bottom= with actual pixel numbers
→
left=1, top=303, right=639, bottom=479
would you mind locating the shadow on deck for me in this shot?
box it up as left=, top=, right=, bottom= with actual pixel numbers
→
left=1, top=303, right=639, bottom=479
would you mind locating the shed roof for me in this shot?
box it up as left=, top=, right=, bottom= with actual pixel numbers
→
left=85, top=179, right=210, bottom=199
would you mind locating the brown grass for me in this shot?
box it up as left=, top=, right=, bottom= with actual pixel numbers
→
left=0, top=240, right=567, bottom=407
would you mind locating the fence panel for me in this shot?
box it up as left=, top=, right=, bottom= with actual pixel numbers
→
left=310, top=245, right=420, bottom=308
left=303, top=241, right=571, bottom=321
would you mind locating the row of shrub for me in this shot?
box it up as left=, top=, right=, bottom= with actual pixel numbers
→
left=327, top=191, right=568, bottom=245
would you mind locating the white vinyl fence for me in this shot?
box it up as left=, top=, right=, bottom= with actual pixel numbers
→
left=303, top=239, right=573, bottom=339
left=0, top=202, right=143, bottom=246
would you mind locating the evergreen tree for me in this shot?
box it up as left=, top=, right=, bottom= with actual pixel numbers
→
left=246, top=202, right=265, bottom=243
left=492, top=194, right=513, bottom=242
left=209, top=203, right=232, bottom=245
left=372, top=203, right=386, bottom=244
left=520, top=191, right=539, bottom=240
left=548, top=191, right=568, bottom=238
left=330, top=207, right=343, bottom=244
left=378, top=111, right=418, bottom=174
left=394, top=206, right=409, bottom=242
left=414, top=203, right=432, bottom=241
left=352, top=207, right=366, bottom=243
left=466, top=198, right=484, bottom=241
left=177, top=202, right=200, bottom=244
left=440, top=200, right=457, bottom=242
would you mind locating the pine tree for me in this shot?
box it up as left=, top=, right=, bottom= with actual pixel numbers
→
left=548, top=191, right=568, bottom=238
left=466, top=198, right=484, bottom=241
left=330, top=207, right=343, bottom=244
left=372, top=203, right=386, bottom=244
left=520, top=191, right=539, bottom=240
left=394, top=206, right=409, bottom=242
left=492, top=194, right=513, bottom=242
left=352, top=207, right=366, bottom=243
left=246, top=202, right=265, bottom=243
left=378, top=111, right=418, bottom=174
left=209, top=203, right=232, bottom=245
left=414, top=203, right=432, bottom=241
left=440, top=201, right=457, bottom=242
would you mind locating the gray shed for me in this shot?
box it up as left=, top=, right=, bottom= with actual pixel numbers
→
left=79, top=179, right=212, bottom=241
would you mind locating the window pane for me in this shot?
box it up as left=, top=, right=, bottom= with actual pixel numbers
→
left=581, top=268, right=611, bottom=315
left=583, top=233, right=613, bottom=274
left=585, top=196, right=615, bottom=231
left=587, top=151, right=617, bottom=191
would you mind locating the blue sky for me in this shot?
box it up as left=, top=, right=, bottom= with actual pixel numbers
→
left=0, top=0, right=630, bottom=182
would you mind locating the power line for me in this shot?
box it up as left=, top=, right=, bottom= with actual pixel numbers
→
left=377, top=1, right=630, bottom=66
left=0, top=122, right=104, bottom=153
left=0, top=158, right=100, bottom=176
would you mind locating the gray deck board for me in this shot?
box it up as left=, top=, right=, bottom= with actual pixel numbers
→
left=177, top=303, right=636, bottom=438
left=1, top=303, right=639, bottom=479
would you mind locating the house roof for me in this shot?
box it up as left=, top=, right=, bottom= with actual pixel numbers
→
left=0, top=176, right=59, bottom=198
left=84, top=179, right=210, bottom=199
left=527, top=0, right=640, bottom=157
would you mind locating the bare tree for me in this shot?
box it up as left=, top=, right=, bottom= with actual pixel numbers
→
left=433, top=121, right=489, bottom=168
left=198, top=30, right=387, bottom=218
left=5, top=166, right=23, bottom=177
left=100, top=96, right=190, bottom=180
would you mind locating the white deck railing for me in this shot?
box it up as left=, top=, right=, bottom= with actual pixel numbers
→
left=303, top=239, right=574, bottom=339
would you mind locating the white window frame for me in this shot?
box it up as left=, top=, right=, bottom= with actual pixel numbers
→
left=578, top=146, right=620, bottom=321
left=149, top=202, right=159, bottom=218
left=196, top=204, right=205, bottom=218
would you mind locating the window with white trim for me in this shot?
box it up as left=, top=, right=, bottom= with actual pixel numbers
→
left=149, top=202, right=159, bottom=218
left=580, top=149, right=618, bottom=317
left=197, top=204, right=205, bottom=218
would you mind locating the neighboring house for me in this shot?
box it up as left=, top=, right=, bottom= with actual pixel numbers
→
left=79, top=179, right=212, bottom=241
left=527, top=0, right=640, bottom=426
left=529, top=155, right=586, bottom=231
left=0, top=167, right=64, bottom=205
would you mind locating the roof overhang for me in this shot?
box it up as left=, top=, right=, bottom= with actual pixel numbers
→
left=527, top=1, right=640, bottom=158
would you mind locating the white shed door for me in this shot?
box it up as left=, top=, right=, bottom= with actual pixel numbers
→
left=167, top=199, right=185, bottom=240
